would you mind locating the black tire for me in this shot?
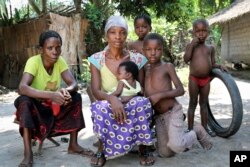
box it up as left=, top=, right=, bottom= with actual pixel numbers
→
left=207, top=68, right=243, bottom=138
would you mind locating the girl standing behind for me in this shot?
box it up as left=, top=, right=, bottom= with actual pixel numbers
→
left=128, top=14, right=152, bottom=54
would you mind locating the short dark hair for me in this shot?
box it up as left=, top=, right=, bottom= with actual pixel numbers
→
left=192, top=19, right=209, bottom=29
left=143, top=33, right=164, bottom=47
left=119, top=61, right=139, bottom=80
left=39, top=30, right=62, bottom=47
left=134, top=14, right=152, bottom=27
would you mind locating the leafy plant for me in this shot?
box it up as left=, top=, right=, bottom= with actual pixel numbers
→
left=82, top=1, right=114, bottom=56
left=79, top=58, right=91, bottom=86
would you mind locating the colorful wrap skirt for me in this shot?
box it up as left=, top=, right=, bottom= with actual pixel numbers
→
left=14, top=93, right=85, bottom=142
left=90, top=96, right=153, bottom=159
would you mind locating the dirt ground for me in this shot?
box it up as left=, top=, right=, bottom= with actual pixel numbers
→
left=0, top=77, right=249, bottom=167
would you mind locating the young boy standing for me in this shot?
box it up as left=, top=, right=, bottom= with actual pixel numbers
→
left=184, top=19, right=225, bottom=137
left=144, top=33, right=212, bottom=158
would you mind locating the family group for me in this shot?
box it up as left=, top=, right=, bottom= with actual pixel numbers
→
left=15, top=14, right=226, bottom=167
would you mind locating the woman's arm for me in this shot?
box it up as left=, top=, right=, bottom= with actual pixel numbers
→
left=90, top=64, right=113, bottom=101
left=61, top=69, right=78, bottom=93
left=60, top=69, right=78, bottom=104
left=18, top=73, right=65, bottom=104
left=90, top=64, right=126, bottom=124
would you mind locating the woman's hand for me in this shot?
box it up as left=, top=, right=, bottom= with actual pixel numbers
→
left=51, top=91, right=65, bottom=105
left=110, top=96, right=127, bottom=124
left=59, top=88, right=72, bottom=105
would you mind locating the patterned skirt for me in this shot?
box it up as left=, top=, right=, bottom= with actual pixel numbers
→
left=91, top=96, right=153, bottom=159
left=14, top=93, right=85, bottom=142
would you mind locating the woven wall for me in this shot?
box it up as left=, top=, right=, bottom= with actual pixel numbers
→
left=0, top=13, right=88, bottom=88
left=221, top=12, right=250, bottom=64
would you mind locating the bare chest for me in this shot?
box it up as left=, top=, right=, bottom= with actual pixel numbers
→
left=145, top=66, right=171, bottom=95
left=105, top=59, right=122, bottom=76
left=192, top=45, right=212, bottom=60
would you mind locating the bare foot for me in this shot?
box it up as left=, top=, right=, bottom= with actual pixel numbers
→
left=68, top=144, right=94, bottom=157
left=199, top=136, right=213, bottom=150
left=139, top=146, right=155, bottom=166
left=19, top=152, right=33, bottom=167
left=139, top=151, right=155, bottom=166
left=193, top=124, right=213, bottom=150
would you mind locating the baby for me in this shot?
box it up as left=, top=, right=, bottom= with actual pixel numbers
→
left=110, top=61, right=142, bottom=103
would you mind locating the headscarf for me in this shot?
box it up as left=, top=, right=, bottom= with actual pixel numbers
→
left=104, top=15, right=128, bottom=36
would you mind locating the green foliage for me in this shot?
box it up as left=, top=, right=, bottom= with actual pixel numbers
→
left=79, top=59, right=91, bottom=86
left=83, top=3, right=103, bottom=29
left=0, top=0, right=8, bottom=18
left=0, top=0, right=12, bottom=26
left=0, top=0, right=234, bottom=65
left=117, top=0, right=233, bottom=65
left=82, top=1, right=115, bottom=56
left=113, top=0, right=195, bottom=24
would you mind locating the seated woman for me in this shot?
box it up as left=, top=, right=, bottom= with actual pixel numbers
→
left=88, top=16, right=155, bottom=167
left=15, top=30, right=93, bottom=167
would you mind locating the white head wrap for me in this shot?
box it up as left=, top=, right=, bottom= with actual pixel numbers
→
left=104, top=16, right=128, bottom=36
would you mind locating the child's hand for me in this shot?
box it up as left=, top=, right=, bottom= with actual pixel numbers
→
left=149, top=94, right=161, bottom=106
left=214, top=64, right=228, bottom=72
left=140, top=87, right=144, bottom=95
left=220, top=65, right=228, bottom=72
left=191, top=37, right=200, bottom=46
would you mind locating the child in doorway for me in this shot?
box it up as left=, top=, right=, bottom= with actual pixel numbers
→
left=128, top=14, right=152, bottom=54
left=184, top=19, right=227, bottom=137
left=144, top=33, right=212, bottom=157
left=110, top=61, right=142, bottom=104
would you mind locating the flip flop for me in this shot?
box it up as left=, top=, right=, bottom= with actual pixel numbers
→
left=91, top=152, right=106, bottom=167
left=139, top=150, right=155, bottom=166
left=92, top=141, right=99, bottom=147
left=206, top=128, right=216, bottom=137
left=68, top=148, right=94, bottom=157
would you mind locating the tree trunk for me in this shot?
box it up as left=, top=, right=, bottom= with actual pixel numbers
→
left=74, top=0, right=81, bottom=13
left=42, top=0, right=47, bottom=13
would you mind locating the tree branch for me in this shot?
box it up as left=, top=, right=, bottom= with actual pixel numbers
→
left=42, top=0, right=47, bottom=13
left=28, top=0, right=41, bottom=15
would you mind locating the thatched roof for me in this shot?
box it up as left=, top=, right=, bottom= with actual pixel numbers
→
left=208, top=0, right=250, bottom=25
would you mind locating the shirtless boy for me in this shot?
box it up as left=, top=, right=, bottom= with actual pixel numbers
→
left=144, top=33, right=212, bottom=158
left=184, top=19, right=226, bottom=137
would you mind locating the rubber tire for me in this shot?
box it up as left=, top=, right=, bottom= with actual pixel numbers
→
left=207, top=68, right=243, bottom=138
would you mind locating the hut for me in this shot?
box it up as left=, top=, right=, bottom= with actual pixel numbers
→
left=0, top=12, right=88, bottom=89
left=208, top=0, right=250, bottom=66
